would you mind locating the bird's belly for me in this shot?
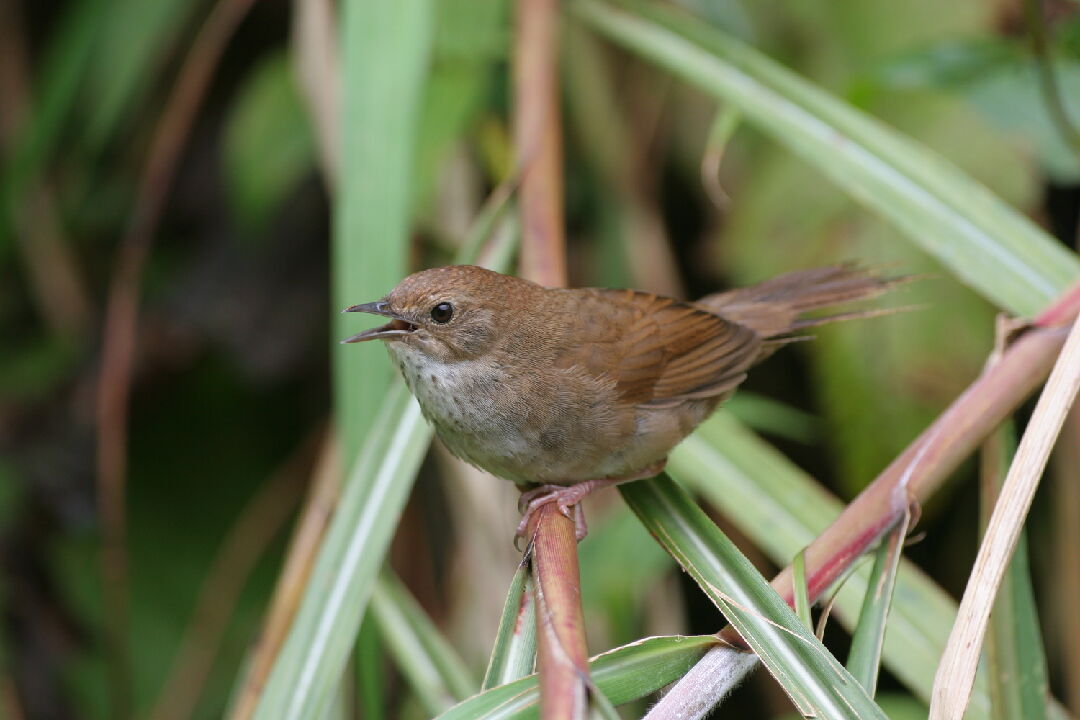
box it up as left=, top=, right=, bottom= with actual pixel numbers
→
left=388, top=345, right=649, bottom=485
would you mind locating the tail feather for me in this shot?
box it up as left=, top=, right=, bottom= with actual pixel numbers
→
left=696, top=264, right=905, bottom=340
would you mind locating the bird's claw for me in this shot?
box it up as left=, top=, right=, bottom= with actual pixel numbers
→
left=516, top=485, right=589, bottom=541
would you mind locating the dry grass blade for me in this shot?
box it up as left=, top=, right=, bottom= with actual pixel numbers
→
left=930, top=311, right=1080, bottom=720
left=227, top=435, right=342, bottom=720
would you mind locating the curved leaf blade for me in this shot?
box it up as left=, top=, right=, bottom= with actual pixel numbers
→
left=620, top=476, right=889, bottom=720
left=577, top=0, right=1080, bottom=316
left=438, top=635, right=717, bottom=720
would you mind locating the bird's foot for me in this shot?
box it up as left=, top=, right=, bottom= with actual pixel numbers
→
left=516, top=482, right=600, bottom=541
left=515, top=461, right=667, bottom=543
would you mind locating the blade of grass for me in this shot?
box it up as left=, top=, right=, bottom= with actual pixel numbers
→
left=792, top=551, right=812, bottom=631
left=459, top=179, right=519, bottom=267
left=413, top=0, right=509, bottom=212
left=621, top=476, right=890, bottom=720
left=0, top=0, right=104, bottom=251
left=729, top=323, right=1068, bottom=636
left=668, top=406, right=1067, bottom=718
left=249, top=25, right=517, bottom=707
left=355, top=617, right=385, bottom=720
left=227, top=436, right=342, bottom=720
left=933, top=313, right=1080, bottom=720
left=251, top=1, right=433, bottom=716
left=845, top=511, right=910, bottom=697
left=658, top=303, right=1076, bottom=718
left=253, top=384, right=432, bottom=720
left=576, top=0, right=1080, bottom=316
left=723, top=392, right=818, bottom=445
left=320, top=678, right=350, bottom=720
left=437, top=635, right=717, bottom=720
left=332, top=0, right=434, bottom=467
left=483, top=562, right=537, bottom=690
left=700, top=104, right=740, bottom=209
left=980, top=423, right=1049, bottom=720
left=932, top=313, right=1080, bottom=719
left=82, top=0, right=199, bottom=153
left=0, top=4, right=90, bottom=336
left=589, top=685, right=621, bottom=720
left=370, top=573, right=476, bottom=715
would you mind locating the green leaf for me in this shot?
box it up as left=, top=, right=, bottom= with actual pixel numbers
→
left=620, top=476, right=889, bottom=720
left=869, top=39, right=1080, bottom=182
left=355, top=617, right=386, bottom=720
left=253, top=384, right=433, bottom=720
left=792, top=551, right=813, bottom=632
left=0, top=0, right=105, bottom=250
left=333, top=0, right=435, bottom=468
left=981, top=425, right=1049, bottom=720
left=846, top=513, right=910, bottom=696
left=370, top=573, right=476, bottom=714
left=579, top=508, right=675, bottom=645
left=223, top=52, right=316, bottom=231
left=437, top=635, right=717, bottom=720
left=266, top=2, right=437, bottom=713
left=668, top=410, right=1073, bottom=720
left=668, top=412, right=982, bottom=712
left=576, top=0, right=1080, bottom=316
left=412, top=0, right=509, bottom=211
left=82, top=0, right=198, bottom=153
left=482, top=562, right=537, bottom=690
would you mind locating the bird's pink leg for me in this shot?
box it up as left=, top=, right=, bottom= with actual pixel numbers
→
left=515, top=461, right=666, bottom=541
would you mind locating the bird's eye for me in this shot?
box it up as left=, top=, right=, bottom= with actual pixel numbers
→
left=430, top=302, right=454, bottom=324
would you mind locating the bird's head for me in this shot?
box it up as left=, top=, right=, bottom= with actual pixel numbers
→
left=342, top=265, right=535, bottom=363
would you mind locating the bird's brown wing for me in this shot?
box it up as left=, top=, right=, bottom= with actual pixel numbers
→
left=567, top=289, right=763, bottom=409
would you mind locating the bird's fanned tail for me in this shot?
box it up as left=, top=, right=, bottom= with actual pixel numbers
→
left=695, top=264, right=908, bottom=341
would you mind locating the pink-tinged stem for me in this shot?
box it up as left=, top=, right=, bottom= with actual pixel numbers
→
left=514, top=0, right=588, bottom=716
left=719, top=288, right=1077, bottom=647
left=514, top=0, right=567, bottom=289
left=531, top=506, right=590, bottom=719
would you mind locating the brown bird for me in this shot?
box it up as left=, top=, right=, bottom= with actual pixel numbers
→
left=343, top=264, right=897, bottom=539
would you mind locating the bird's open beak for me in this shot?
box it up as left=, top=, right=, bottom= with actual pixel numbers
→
left=340, top=301, right=416, bottom=343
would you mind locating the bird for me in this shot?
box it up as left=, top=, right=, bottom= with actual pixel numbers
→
left=342, top=264, right=899, bottom=540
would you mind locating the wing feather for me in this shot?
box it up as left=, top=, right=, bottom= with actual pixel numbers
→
left=572, top=289, right=762, bottom=408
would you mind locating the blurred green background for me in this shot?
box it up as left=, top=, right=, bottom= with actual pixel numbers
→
left=1, top=0, right=1078, bottom=718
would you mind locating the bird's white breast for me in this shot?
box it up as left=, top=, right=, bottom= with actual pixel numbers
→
left=386, top=343, right=535, bottom=481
